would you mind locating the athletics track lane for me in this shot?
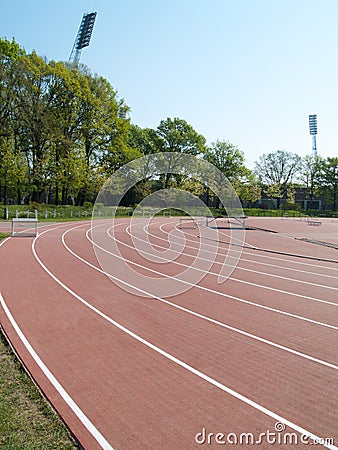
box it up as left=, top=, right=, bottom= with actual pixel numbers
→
left=0, top=218, right=337, bottom=449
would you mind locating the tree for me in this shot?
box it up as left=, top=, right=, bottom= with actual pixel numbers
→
left=233, top=173, right=262, bottom=208
left=155, top=117, right=206, bottom=188
left=156, top=117, right=206, bottom=155
left=254, top=150, right=301, bottom=208
left=318, top=157, right=338, bottom=211
left=11, top=51, right=56, bottom=201
left=300, top=155, right=322, bottom=209
left=76, top=73, right=132, bottom=204
left=128, top=124, right=163, bottom=155
left=203, top=140, right=249, bottom=208
left=0, top=138, right=27, bottom=206
left=0, top=39, right=27, bottom=206
left=0, top=38, right=25, bottom=137
left=204, top=140, right=248, bottom=180
left=0, top=36, right=136, bottom=205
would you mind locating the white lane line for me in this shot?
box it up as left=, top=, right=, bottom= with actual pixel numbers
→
left=99, top=224, right=338, bottom=329
left=141, top=222, right=338, bottom=291
left=208, top=219, right=338, bottom=263
left=59, top=222, right=338, bottom=368
left=177, top=222, right=338, bottom=272
left=123, top=223, right=338, bottom=307
left=32, top=225, right=337, bottom=450
left=0, top=237, right=11, bottom=247
left=155, top=218, right=338, bottom=272
left=0, top=292, right=114, bottom=450
left=168, top=221, right=338, bottom=274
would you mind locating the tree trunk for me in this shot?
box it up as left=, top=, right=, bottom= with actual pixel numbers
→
left=17, top=189, right=22, bottom=205
left=55, top=182, right=59, bottom=206
left=3, top=190, right=8, bottom=219
left=62, top=186, right=68, bottom=205
left=3, top=182, right=8, bottom=207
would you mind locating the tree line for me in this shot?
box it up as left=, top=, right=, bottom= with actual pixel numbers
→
left=0, top=38, right=337, bottom=211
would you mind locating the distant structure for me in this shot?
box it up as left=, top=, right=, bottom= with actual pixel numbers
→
left=308, top=114, right=318, bottom=157
left=69, top=12, right=97, bottom=65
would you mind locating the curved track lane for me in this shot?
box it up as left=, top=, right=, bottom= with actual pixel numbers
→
left=0, top=217, right=337, bottom=449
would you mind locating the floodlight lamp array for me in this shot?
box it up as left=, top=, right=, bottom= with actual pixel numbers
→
left=309, top=114, right=318, bottom=135
left=76, top=12, right=97, bottom=50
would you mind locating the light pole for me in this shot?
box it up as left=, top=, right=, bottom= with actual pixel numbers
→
left=309, top=114, right=318, bottom=158
left=69, top=12, right=97, bottom=66
left=308, top=114, right=318, bottom=210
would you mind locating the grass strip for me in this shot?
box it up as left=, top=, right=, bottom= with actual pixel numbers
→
left=0, top=331, right=79, bottom=449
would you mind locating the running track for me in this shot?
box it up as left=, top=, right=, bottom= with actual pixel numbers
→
left=0, top=217, right=337, bottom=449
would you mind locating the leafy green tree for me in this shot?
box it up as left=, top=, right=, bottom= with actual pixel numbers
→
left=254, top=150, right=301, bottom=208
left=233, top=173, right=262, bottom=207
left=0, top=138, right=27, bottom=205
left=264, top=183, right=283, bottom=206
left=179, top=177, right=204, bottom=197
left=128, top=124, right=163, bottom=155
left=0, top=38, right=24, bottom=60
left=155, top=117, right=206, bottom=188
left=318, top=157, right=338, bottom=211
left=0, top=38, right=25, bottom=137
left=0, top=37, right=135, bottom=206
left=76, top=73, right=132, bottom=204
left=43, top=61, right=86, bottom=203
left=11, top=51, right=56, bottom=201
left=156, top=117, right=206, bottom=155
left=203, top=140, right=249, bottom=208
left=204, top=140, right=248, bottom=180
left=300, top=155, right=322, bottom=209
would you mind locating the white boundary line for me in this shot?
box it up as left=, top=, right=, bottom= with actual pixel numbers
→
left=31, top=224, right=337, bottom=450
left=187, top=223, right=338, bottom=271
left=0, top=292, right=114, bottom=450
left=143, top=222, right=338, bottom=291
left=210, top=217, right=338, bottom=264
left=159, top=217, right=338, bottom=272
left=164, top=221, right=338, bottom=277
left=123, top=222, right=338, bottom=307
left=93, top=223, right=338, bottom=330
left=59, top=222, right=338, bottom=369
left=0, top=236, right=11, bottom=248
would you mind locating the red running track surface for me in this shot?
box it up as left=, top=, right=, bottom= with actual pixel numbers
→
left=0, top=217, right=337, bottom=449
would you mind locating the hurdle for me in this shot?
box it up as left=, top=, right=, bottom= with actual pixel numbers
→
left=307, top=219, right=322, bottom=226
left=232, top=216, right=247, bottom=228
left=11, top=218, right=38, bottom=237
left=178, top=217, right=198, bottom=229
left=206, top=215, right=247, bottom=228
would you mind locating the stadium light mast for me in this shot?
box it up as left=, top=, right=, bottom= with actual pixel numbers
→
left=69, top=12, right=97, bottom=65
left=309, top=114, right=318, bottom=157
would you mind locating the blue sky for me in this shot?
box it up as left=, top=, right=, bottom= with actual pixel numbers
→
left=2, top=0, right=338, bottom=167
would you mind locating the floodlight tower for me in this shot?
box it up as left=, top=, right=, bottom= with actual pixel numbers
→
left=69, top=12, right=97, bottom=65
left=309, top=114, right=318, bottom=157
